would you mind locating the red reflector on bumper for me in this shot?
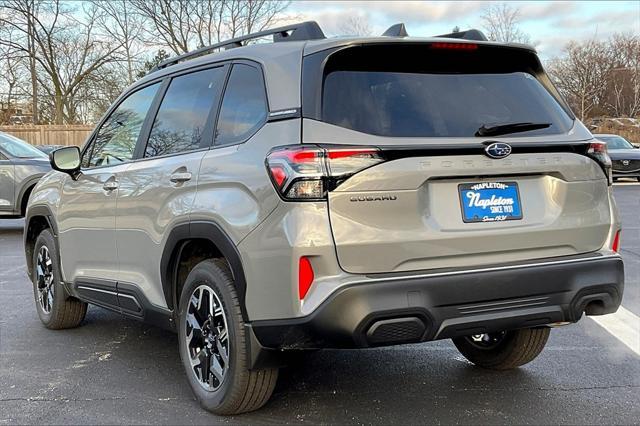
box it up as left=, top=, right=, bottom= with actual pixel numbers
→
left=612, top=230, right=621, bottom=253
left=299, top=257, right=314, bottom=300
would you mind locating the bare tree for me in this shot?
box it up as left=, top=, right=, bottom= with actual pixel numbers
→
left=132, top=0, right=290, bottom=55
left=0, top=0, right=122, bottom=124
left=0, top=0, right=40, bottom=123
left=1, top=54, right=19, bottom=108
left=92, top=0, right=145, bottom=85
left=130, top=0, right=193, bottom=54
left=190, top=0, right=225, bottom=48
left=0, top=44, right=17, bottom=104
left=606, top=33, right=640, bottom=117
left=241, top=0, right=289, bottom=36
left=25, top=0, right=38, bottom=123
left=338, top=15, right=372, bottom=37
left=548, top=39, right=614, bottom=120
left=481, top=3, right=531, bottom=44
left=136, top=49, right=171, bottom=78
left=0, top=49, right=24, bottom=123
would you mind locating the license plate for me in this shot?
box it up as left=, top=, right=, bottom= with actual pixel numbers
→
left=458, top=182, right=523, bottom=223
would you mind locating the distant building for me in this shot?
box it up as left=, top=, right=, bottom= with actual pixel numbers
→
left=0, top=101, right=34, bottom=125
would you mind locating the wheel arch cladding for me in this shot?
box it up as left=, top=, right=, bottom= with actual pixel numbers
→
left=19, top=182, right=38, bottom=216
left=161, top=221, right=249, bottom=320
left=24, top=205, right=58, bottom=279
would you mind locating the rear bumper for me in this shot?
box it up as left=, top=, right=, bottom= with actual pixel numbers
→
left=250, top=254, right=624, bottom=350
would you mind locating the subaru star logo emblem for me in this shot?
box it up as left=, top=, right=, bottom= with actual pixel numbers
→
left=485, top=142, right=512, bottom=159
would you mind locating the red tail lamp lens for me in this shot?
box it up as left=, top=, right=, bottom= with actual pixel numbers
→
left=298, top=257, right=314, bottom=300
left=287, top=150, right=319, bottom=162
left=587, top=141, right=613, bottom=185
left=612, top=230, right=621, bottom=253
left=270, top=165, right=287, bottom=187
left=326, top=149, right=379, bottom=159
left=588, top=141, right=607, bottom=154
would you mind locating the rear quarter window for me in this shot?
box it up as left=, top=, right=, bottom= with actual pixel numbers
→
left=215, top=64, right=268, bottom=146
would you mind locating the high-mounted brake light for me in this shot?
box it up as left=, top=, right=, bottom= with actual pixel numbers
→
left=587, top=140, right=613, bottom=185
left=431, top=42, right=478, bottom=50
left=266, top=145, right=384, bottom=200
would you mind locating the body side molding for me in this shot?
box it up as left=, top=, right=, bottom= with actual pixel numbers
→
left=72, top=278, right=174, bottom=330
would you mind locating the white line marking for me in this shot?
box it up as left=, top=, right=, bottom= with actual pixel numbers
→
left=589, top=306, right=640, bottom=356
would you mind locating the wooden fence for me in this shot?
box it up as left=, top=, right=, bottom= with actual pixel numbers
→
left=0, top=125, right=93, bottom=147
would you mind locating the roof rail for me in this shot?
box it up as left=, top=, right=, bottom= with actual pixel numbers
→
left=149, top=21, right=325, bottom=74
left=382, top=23, right=409, bottom=37
left=434, top=29, right=488, bottom=41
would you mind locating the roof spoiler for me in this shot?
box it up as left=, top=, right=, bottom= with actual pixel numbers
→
left=381, top=24, right=487, bottom=42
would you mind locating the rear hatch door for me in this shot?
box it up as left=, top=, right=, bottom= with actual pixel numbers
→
left=302, top=41, right=611, bottom=274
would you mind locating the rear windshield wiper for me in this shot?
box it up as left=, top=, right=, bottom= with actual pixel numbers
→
left=475, top=122, right=552, bottom=137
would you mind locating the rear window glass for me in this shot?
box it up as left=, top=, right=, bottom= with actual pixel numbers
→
left=598, top=136, right=633, bottom=149
left=319, top=46, right=573, bottom=138
left=0, top=133, right=46, bottom=158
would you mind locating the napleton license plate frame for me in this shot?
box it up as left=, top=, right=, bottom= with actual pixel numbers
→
left=458, top=181, right=523, bottom=223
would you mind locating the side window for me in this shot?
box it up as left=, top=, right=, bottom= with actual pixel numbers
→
left=215, top=64, right=268, bottom=146
left=144, top=67, right=225, bottom=158
left=84, top=83, right=160, bottom=168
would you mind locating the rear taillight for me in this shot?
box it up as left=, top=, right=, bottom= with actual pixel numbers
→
left=587, top=140, right=613, bottom=185
left=266, top=145, right=384, bottom=200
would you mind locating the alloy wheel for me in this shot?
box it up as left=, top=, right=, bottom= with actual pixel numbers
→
left=35, top=246, right=54, bottom=314
left=185, top=285, right=230, bottom=391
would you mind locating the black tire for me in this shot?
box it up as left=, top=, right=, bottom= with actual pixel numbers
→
left=452, top=328, right=550, bottom=370
left=178, top=259, right=278, bottom=415
left=32, top=229, right=87, bottom=329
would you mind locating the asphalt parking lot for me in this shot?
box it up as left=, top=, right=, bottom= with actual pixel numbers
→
left=1, top=183, right=638, bottom=425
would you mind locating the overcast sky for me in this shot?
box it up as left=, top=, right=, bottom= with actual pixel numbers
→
left=285, top=1, right=640, bottom=59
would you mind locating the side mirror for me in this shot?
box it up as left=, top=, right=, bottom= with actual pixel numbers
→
left=50, top=146, right=81, bottom=178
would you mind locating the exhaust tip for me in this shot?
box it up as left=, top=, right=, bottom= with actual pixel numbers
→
left=584, top=300, right=607, bottom=316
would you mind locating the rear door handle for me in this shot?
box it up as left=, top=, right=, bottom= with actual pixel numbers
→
left=103, top=178, right=118, bottom=192
left=170, top=172, right=192, bottom=184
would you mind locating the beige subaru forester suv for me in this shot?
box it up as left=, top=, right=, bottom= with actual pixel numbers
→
left=24, top=22, right=624, bottom=414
